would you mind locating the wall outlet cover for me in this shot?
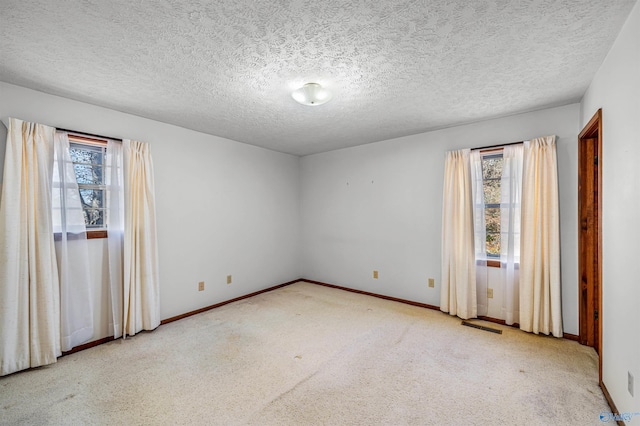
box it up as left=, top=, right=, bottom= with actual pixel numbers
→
left=198, top=281, right=205, bottom=291
left=227, top=275, right=232, bottom=285
left=373, top=270, right=379, bottom=279
left=428, top=278, right=435, bottom=288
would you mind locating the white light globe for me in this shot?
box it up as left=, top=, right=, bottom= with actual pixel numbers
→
left=291, top=83, right=332, bottom=106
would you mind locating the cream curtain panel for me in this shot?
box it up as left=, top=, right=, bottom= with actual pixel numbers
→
left=122, top=139, right=161, bottom=337
left=0, top=118, right=61, bottom=376
left=500, top=144, right=523, bottom=326
left=52, top=131, right=94, bottom=351
left=470, top=150, right=488, bottom=317
left=520, top=136, right=563, bottom=337
left=106, top=140, right=124, bottom=339
left=441, top=149, right=477, bottom=320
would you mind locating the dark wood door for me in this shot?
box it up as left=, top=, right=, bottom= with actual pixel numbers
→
left=578, top=137, right=599, bottom=352
left=578, top=109, right=602, bottom=382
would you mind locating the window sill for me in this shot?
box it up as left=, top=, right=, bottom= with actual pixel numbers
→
left=487, top=259, right=501, bottom=268
left=476, top=259, right=520, bottom=269
left=54, top=230, right=107, bottom=241
left=87, top=230, right=107, bottom=239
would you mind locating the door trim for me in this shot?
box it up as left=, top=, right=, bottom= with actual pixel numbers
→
left=578, top=108, right=603, bottom=383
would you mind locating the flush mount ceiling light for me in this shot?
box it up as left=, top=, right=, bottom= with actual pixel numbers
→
left=291, top=83, right=332, bottom=106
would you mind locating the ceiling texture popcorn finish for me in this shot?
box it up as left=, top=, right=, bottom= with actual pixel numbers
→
left=0, top=1, right=636, bottom=156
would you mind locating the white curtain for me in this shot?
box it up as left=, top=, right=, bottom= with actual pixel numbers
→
left=52, top=131, right=94, bottom=351
left=106, top=140, right=124, bottom=339
left=122, top=139, right=161, bottom=337
left=0, top=118, right=61, bottom=376
left=500, top=144, right=523, bottom=326
left=441, top=149, right=477, bottom=320
left=470, top=150, right=488, bottom=317
left=520, top=136, right=563, bottom=337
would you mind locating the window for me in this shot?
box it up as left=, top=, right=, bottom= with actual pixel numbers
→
left=68, top=136, right=108, bottom=238
left=480, top=152, right=503, bottom=257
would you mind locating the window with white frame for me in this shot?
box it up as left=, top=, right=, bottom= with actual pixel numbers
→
left=480, top=152, right=503, bottom=258
left=68, top=136, right=107, bottom=234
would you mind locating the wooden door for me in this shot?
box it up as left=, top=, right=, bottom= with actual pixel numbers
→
left=578, top=137, right=599, bottom=351
left=578, top=109, right=602, bottom=381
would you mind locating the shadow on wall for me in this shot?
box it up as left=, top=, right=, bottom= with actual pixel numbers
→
left=0, top=121, right=6, bottom=202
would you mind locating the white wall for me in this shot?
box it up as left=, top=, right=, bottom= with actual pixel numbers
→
left=301, top=103, right=580, bottom=334
left=581, top=0, right=640, bottom=418
left=0, top=82, right=302, bottom=341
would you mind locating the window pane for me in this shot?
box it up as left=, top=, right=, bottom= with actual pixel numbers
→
left=70, top=145, right=104, bottom=165
left=485, top=207, right=500, bottom=256
left=74, top=164, right=103, bottom=185
left=483, top=178, right=500, bottom=204
left=482, top=154, right=503, bottom=257
left=79, top=189, right=104, bottom=209
left=83, top=209, right=105, bottom=228
left=486, top=233, right=500, bottom=257
left=69, top=141, right=108, bottom=231
left=482, top=157, right=503, bottom=180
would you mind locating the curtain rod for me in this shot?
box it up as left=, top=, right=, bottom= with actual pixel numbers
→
left=472, top=140, right=523, bottom=151
left=57, top=127, right=122, bottom=142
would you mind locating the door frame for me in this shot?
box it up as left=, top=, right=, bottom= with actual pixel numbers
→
left=578, top=108, right=603, bottom=382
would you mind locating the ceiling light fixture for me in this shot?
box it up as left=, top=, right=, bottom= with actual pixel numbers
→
left=291, top=83, right=332, bottom=106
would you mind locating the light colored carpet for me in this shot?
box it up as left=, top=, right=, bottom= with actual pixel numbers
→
left=1, top=282, right=608, bottom=425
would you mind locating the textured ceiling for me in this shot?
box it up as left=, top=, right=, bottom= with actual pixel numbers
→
left=0, top=1, right=636, bottom=156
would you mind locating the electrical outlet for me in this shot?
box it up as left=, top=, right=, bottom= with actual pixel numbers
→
left=487, top=288, right=494, bottom=299
left=227, top=275, right=232, bottom=285
left=373, top=270, right=378, bottom=279
left=428, top=278, right=435, bottom=288
left=198, top=281, right=205, bottom=291
left=629, top=372, right=634, bottom=397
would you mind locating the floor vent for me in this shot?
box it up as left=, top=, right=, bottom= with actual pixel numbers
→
left=461, top=320, right=502, bottom=334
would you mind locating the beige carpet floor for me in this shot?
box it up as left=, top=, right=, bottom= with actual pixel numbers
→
left=1, top=281, right=608, bottom=425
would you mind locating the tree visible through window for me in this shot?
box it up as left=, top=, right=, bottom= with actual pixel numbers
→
left=69, top=140, right=107, bottom=229
left=481, top=153, right=503, bottom=257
